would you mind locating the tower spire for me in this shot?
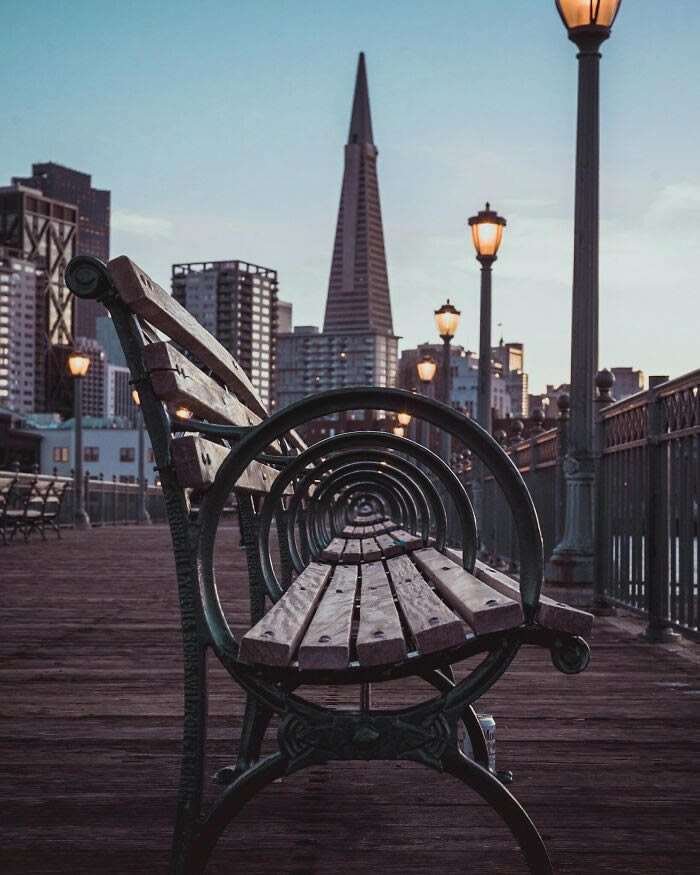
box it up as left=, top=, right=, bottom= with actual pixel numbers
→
left=323, top=53, right=393, bottom=336
left=348, top=52, right=374, bottom=146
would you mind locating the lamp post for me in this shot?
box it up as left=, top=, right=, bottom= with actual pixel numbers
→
left=416, top=354, right=437, bottom=453
left=547, top=0, right=622, bottom=593
left=468, top=203, right=506, bottom=548
left=131, top=390, right=152, bottom=525
left=434, top=299, right=461, bottom=462
left=67, top=351, right=91, bottom=529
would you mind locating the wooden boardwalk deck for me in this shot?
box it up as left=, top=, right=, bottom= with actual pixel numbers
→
left=2, top=525, right=699, bottom=874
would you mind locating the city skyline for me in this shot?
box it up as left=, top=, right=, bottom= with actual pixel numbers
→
left=2, top=0, right=698, bottom=392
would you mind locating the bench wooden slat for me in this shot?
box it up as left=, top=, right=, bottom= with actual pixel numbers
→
left=342, top=538, right=363, bottom=562
left=298, top=565, right=359, bottom=670
left=321, top=537, right=346, bottom=562
left=390, top=529, right=423, bottom=551
left=356, top=562, right=407, bottom=666
left=360, top=537, right=382, bottom=561
left=387, top=555, right=465, bottom=654
left=240, top=563, right=331, bottom=666
left=108, top=256, right=267, bottom=418
left=412, top=548, right=524, bottom=635
left=375, top=532, right=402, bottom=559
left=373, top=521, right=397, bottom=534
left=171, top=436, right=287, bottom=494
left=143, top=342, right=262, bottom=427
left=474, top=560, right=594, bottom=636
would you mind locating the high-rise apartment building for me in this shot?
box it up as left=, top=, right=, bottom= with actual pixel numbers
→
left=75, top=337, right=107, bottom=418
left=0, top=183, right=78, bottom=415
left=172, top=260, right=278, bottom=409
left=13, top=163, right=110, bottom=339
left=276, top=53, right=399, bottom=415
left=277, top=300, right=293, bottom=334
left=0, top=248, right=37, bottom=414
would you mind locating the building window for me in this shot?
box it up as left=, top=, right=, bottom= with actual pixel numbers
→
left=84, top=447, right=99, bottom=462
left=147, top=448, right=154, bottom=463
left=120, top=447, right=135, bottom=462
left=53, top=446, right=69, bottom=462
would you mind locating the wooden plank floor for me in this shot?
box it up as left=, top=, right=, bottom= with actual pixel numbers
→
left=1, top=525, right=699, bottom=874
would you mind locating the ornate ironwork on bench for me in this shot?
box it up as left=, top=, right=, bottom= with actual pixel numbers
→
left=66, top=253, right=593, bottom=875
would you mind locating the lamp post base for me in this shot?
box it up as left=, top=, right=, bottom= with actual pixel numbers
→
left=74, top=511, right=91, bottom=530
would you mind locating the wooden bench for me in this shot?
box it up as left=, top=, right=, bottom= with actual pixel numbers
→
left=66, top=253, right=593, bottom=875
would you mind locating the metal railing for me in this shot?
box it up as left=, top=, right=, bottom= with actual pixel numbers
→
left=0, top=469, right=167, bottom=528
left=451, top=369, right=699, bottom=640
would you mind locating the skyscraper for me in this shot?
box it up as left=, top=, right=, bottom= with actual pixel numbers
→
left=0, top=247, right=37, bottom=414
left=172, top=260, right=278, bottom=409
left=13, top=163, right=111, bottom=339
left=276, top=53, right=398, bottom=414
left=0, top=183, right=78, bottom=415
left=323, top=53, right=393, bottom=337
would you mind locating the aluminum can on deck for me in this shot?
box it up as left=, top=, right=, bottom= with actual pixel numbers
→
left=463, top=713, right=496, bottom=771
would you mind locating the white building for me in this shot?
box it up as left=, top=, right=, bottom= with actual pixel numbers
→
left=34, top=418, right=153, bottom=484
left=0, top=248, right=36, bottom=414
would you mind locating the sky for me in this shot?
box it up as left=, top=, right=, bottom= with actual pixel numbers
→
left=2, top=0, right=699, bottom=393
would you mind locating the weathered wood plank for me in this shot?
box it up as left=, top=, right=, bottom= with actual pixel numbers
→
left=389, top=529, right=423, bottom=551
left=412, top=548, right=524, bottom=635
left=108, top=255, right=267, bottom=417
left=239, top=563, right=331, bottom=666
left=321, top=537, right=346, bottom=562
left=342, top=538, right=363, bottom=562
left=170, top=436, right=287, bottom=494
left=387, top=555, right=465, bottom=654
left=474, top=560, right=594, bottom=636
left=360, top=537, right=382, bottom=561
left=143, top=341, right=261, bottom=428
left=375, top=532, right=403, bottom=558
left=356, top=562, right=407, bottom=666
left=298, top=565, right=358, bottom=670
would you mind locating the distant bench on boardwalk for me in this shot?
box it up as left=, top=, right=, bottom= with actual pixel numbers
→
left=66, top=253, right=593, bottom=874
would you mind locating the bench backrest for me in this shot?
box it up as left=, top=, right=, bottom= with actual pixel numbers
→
left=69, top=255, right=304, bottom=499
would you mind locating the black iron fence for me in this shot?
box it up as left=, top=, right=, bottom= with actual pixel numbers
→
left=451, top=369, right=699, bottom=640
left=0, top=470, right=167, bottom=527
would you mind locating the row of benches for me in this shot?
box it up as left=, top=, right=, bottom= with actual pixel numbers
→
left=0, top=476, right=68, bottom=544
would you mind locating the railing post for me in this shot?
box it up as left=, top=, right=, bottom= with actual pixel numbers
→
left=555, top=394, right=570, bottom=546
left=593, top=371, right=615, bottom=615
left=99, top=473, right=105, bottom=526
left=112, top=475, right=118, bottom=526
left=640, top=376, right=678, bottom=642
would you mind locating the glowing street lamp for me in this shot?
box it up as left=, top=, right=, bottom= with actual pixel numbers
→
left=434, top=299, right=461, bottom=461
left=397, top=412, right=412, bottom=427
left=67, top=351, right=91, bottom=529
left=415, top=354, right=436, bottom=455
left=416, top=354, right=437, bottom=385
left=547, top=0, right=622, bottom=593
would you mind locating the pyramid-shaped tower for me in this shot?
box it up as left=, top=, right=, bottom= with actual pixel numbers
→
left=323, top=53, right=394, bottom=335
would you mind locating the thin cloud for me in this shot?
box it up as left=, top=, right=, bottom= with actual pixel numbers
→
left=111, top=209, right=172, bottom=238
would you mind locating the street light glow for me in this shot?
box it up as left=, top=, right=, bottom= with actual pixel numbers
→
left=416, top=355, right=437, bottom=383
left=434, top=299, right=461, bottom=340
left=397, top=412, right=412, bottom=426
left=132, top=389, right=141, bottom=406
left=67, top=351, right=91, bottom=378
left=468, top=203, right=506, bottom=258
left=555, top=0, right=621, bottom=32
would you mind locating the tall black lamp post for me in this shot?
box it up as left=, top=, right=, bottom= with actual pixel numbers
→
left=468, top=203, right=506, bottom=542
left=131, top=390, right=152, bottom=525
left=68, top=350, right=91, bottom=529
left=434, top=300, right=461, bottom=462
left=547, top=0, right=622, bottom=592
left=416, top=354, right=437, bottom=452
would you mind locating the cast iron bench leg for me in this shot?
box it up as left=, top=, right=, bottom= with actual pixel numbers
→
left=441, top=748, right=553, bottom=875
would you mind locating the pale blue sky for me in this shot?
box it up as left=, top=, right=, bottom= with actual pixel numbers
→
left=3, top=0, right=699, bottom=392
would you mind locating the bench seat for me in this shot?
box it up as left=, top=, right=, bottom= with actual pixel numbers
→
left=240, top=547, right=529, bottom=670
